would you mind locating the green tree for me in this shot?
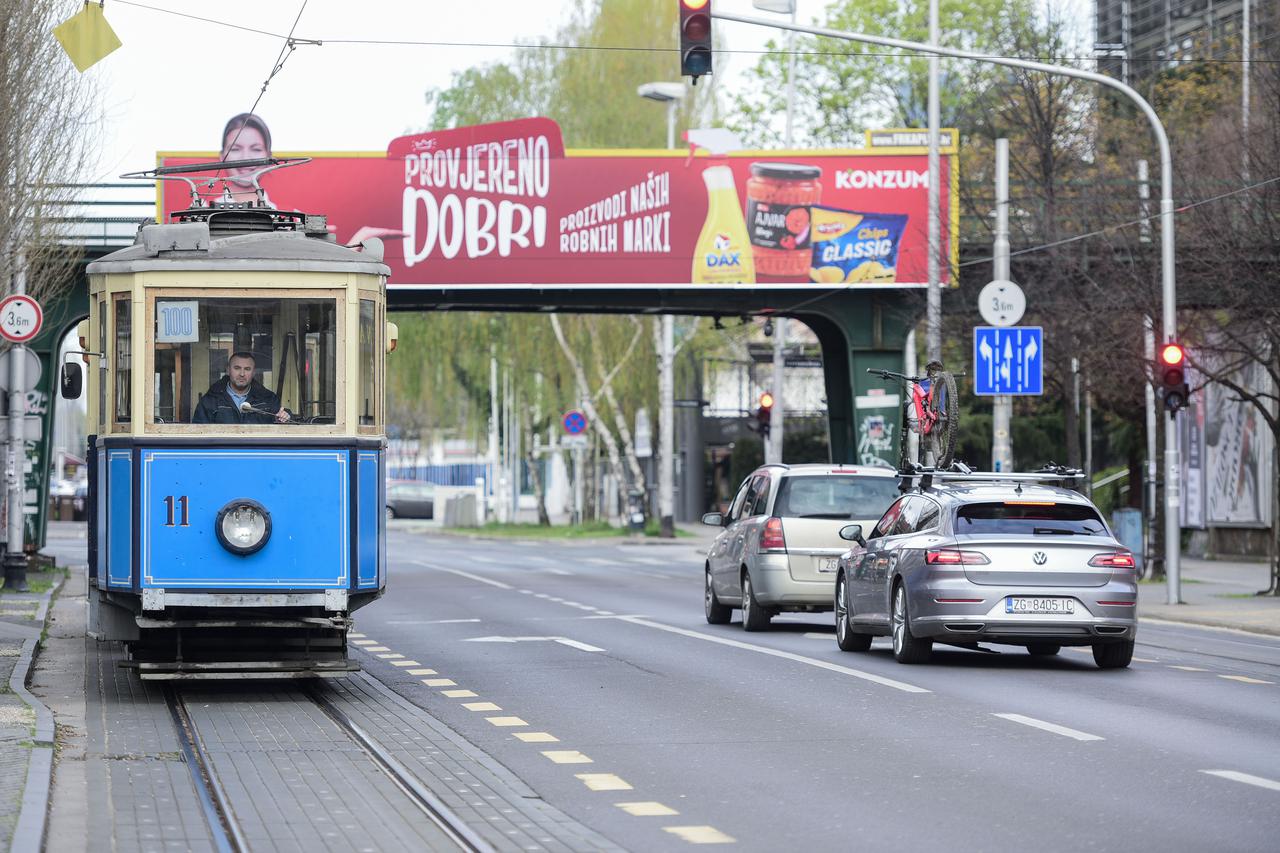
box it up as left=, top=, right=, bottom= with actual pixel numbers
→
left=728, top=0, right=1035, bottom=147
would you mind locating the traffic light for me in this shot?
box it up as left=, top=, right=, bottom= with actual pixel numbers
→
left=679, top=0, right=713, bottom=83
left=1158, top=342, right=1189, bottom=416
left=756, top=391, right=773, bottom=438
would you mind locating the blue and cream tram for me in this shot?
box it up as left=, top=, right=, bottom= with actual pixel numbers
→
left=66, top=166, right=393, bottom=678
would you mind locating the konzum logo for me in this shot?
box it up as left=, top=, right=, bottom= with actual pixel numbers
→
left=834, top=169, right=929, bottom=190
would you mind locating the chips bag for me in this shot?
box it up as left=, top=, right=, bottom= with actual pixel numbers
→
left=809, top=206, right=909, bottom=284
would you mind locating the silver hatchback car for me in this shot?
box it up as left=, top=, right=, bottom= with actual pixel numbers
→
left=834, top=476, right=1138, bottom=668
left=703, top=463, right=901, bottom=631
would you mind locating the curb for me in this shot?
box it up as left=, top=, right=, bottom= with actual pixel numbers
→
left=1139, top=614, right=1280, bottom=639
left=7, top=574, right=63, bottom=853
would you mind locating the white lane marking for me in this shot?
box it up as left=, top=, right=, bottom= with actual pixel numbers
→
left=464, top=635, right=606, bottom=653
left=387, top=618, right=482, bottom=625
left=535, top=593, right=551, bottom=599
left=1169, top=665, right=1209, bottom=672
left=626, top=557, right=668, bottom=566
left=470, top=555, right=501, bottom=564
left=618, top=616, right=929, bottom=694
left=1200, top=770, right=1280, bottom=792
left=421, top=564, right=513, bottom=590
left=527, top=556, right=553, bottom=564
left=993, top=713, right=1104, bottom=742
left=583, top=558, right=614, bottom=566
left=803, top=632, right=835, bottom=640
left=545, top=567, right=573, bottom=576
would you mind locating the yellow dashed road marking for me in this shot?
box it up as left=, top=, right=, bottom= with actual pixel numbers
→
left=462, top=702, right=503, bottom=712
left=1219, top=675, right=1274, bottom=685
left=1169, top=665, right=1208, bottom=672
left=391, top=660, right=421, bottom=667
left=352, top=639, right=378, bottom=646
left=441, top=689, right=477, bottom=698
left=486, top=716, right=528, bottom=727
left=576, top=773, right=632, bottom=791
left=615, top=802, right=678, bottom=817
left=514, top=732, right=559, bottom=743
left=422, top=678, right=457, bottom=687
left=406, top=669, right=437, bottom=676
left=542, top=750, right=592, bottom=764
left=364, top=646, right=390, bottom=652
left=377, top=653, right=404, bottom=659
left=664, top=826, right=735, bottom=844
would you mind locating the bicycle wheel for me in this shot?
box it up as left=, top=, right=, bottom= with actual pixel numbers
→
left=898, top=399, right=914, bottom=471
left=924, top=371, right=959, bottom=468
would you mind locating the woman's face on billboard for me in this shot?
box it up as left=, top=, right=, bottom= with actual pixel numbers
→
left=222, top=125, right=269, bottom=185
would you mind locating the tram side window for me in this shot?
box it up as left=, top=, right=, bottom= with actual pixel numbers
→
left=358, top=299, right=378, bottom=427
left=114, top=297, right=131, bottom=425
left=151, top=297, right=337, bottom=426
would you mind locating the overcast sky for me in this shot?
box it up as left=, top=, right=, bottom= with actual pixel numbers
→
left=86, top=0, right=1092, bottom=180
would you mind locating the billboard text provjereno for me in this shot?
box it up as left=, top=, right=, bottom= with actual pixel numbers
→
left=160, top=117, right=958, bottom=288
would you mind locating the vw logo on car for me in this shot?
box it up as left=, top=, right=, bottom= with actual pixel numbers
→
left=1033, top=551, right=1048, bottom=565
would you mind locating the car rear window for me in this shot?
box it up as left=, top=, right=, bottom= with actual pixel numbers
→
left=954, top=502, right=1107, bottom=535
left=773, top=476, right=901, bottom=520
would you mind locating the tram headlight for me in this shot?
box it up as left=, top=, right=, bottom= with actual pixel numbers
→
left=215, top=499, right=271, bottom=555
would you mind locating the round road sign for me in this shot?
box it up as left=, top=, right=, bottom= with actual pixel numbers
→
left=978, top=280, right=1026, bottom=327
left=0, top=295, right=43, bottom=343
left=562, top=409, right=588, bottom=436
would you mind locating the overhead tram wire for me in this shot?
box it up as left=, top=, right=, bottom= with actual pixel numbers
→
left=213, top=0, right=313, bottom=187
left=111, top=1, right=1279, bottom=66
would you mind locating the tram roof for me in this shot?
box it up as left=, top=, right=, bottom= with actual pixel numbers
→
left=87, top=222, right=391, bottom=277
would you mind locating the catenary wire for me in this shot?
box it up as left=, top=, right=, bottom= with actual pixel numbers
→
left=110, top=1, right=1280, bottom=66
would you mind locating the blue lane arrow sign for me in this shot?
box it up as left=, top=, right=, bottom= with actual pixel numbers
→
left=973, top=326, right=1043, bottom=396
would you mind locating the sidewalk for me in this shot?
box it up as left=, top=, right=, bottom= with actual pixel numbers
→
left=0, top=567, right=61, bottom=853
left=1139, top=557, right=1280, bottom=636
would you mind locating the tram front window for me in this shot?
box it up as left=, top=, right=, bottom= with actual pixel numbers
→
left=152, top=296, right=338, bottom=426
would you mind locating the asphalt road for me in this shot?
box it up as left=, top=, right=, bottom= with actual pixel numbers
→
left=354, top=525, right=1280, bottom=852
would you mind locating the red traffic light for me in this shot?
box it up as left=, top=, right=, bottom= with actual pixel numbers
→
left=679, top=0, right=713, bottom=81
left=759, top=392, right=774, bottom=410
left=1160, top=343, right=1185, bottom=366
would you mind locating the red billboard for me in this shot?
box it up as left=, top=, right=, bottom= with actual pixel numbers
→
left=160, top=117, right=957, bottom=289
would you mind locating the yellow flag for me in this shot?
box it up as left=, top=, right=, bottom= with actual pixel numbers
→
left=53, top=3, right=122, bottom=73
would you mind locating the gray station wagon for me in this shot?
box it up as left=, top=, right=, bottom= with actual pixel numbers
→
left=833, top=474, right=1138, bottom=668
left=703, top=463, right=901, bottom=631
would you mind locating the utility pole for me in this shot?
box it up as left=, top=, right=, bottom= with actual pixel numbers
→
left=657, top=316, right=675, bottom=538
left=713, top=5, right=1184, bottom=610
left=925, top=0, right=942, bottom=364
left=488, top=352, right=498, bottom=522
left=991, top=138, right=1013, bottom=473
left=1242, top=0, right=1251, bottom=186
left=4, top=249, right=29, bottom=591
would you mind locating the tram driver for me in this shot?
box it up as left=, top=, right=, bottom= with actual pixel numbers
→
left=192, top=351, right=290, bottom=424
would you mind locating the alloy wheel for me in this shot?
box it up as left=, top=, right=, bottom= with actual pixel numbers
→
left=742, top=575, right=752, bottom=622
left=836, top=578, right=848, bottom=642
left=892, top=587, right=906, bottom=656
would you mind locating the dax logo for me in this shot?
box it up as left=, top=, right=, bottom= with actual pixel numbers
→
left=1032, top=551, right=1047, bottom=566
left=705, top=232, right=742, bottom=268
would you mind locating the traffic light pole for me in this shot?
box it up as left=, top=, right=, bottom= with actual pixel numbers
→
left=713, top=10, right=1183, bottom=603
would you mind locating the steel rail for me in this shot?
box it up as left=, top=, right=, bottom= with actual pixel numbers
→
left=308, top=687, right=495, bottom=853
left=163, top=687, right=249, bottom=853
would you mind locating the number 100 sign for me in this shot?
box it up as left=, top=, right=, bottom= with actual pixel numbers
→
left=0, top=294, right=43, bottom=343
left=157, top=301, right=199, bottom=343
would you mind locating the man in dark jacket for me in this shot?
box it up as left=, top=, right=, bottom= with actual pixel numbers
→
left=192, top=351, right=289, bottom=424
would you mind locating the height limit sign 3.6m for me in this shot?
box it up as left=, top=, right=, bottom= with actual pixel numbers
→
left=0, top=295, right=42, bottom=343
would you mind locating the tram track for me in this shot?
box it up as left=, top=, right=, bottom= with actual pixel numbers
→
left=163, top=683, right=494, bottom=853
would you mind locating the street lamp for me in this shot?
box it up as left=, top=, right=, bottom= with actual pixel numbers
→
left=637, top=82, right=685, bottom=150
left=638, top=81, right=686, bottom=536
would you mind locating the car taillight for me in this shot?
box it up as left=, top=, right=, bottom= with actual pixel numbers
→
left=926, top=549, right=990, bottom=565
left=759, top=517, right=786, bottom=551
left=1089, top=551, right=1136, bottom=568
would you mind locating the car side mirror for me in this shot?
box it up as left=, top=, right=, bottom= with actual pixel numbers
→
left=839, top=524, right=866, bottom=546
left=701, top=512, right=725, bottom=527
left=60, top=362, right=83, bottom=399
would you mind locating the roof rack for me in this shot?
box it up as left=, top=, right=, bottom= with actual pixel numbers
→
left=896, top=462, right=1085, bottom=492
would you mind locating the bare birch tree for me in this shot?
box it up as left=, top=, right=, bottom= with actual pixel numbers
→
left=1, top=0, right=103, bottom=303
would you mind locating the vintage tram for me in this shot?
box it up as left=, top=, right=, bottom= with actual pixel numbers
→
left=64, top=160, right=393, bottom=678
